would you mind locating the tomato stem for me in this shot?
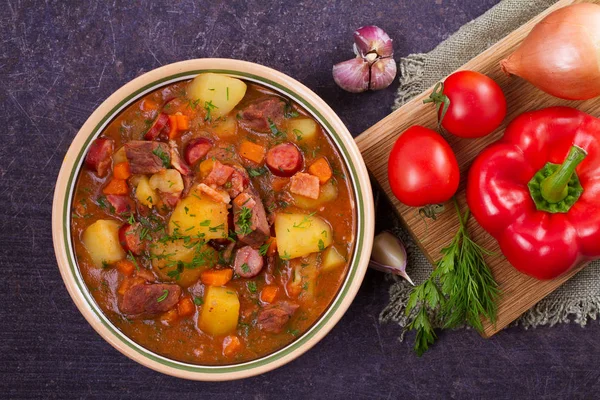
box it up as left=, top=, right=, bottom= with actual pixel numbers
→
left=418, top=203, right=445, bottom=220
left=423, top=81, right=451, bottom=126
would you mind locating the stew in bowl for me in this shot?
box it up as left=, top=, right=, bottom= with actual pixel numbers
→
left=53, top=59, right=373, bottom=380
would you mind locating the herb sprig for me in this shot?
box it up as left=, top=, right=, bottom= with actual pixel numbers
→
left=405, top=199, right=499, bottom=356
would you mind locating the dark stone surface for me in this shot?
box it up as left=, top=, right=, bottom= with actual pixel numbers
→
left=2, top=0, right=599, bottom=398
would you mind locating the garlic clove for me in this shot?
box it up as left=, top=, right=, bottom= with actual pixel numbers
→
left=370, top=231, right=413, bottom=285
left=332, top=57, right=370, bottom=93
left=369, top=57, right=397, bottom=91
left=353, top=25, right=394, bottom=58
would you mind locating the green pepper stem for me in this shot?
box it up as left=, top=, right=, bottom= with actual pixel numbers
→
left=540, top=145, right=587, bottom=204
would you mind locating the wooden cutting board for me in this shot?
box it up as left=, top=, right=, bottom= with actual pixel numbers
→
left=356, top=0, right=600, bottom=337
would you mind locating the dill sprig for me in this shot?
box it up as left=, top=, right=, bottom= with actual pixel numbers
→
left=405, top=198, right=499, bottom=356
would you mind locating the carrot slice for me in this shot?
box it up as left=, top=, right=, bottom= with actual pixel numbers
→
left=239, top=141, right=266, bottom=164
left=308, top=157, right=333, bottom=184
left=223, top=335, right=243, bottom=357
left=266, top=237, right=277, bottom=256
left=200, top=268, right=233, bottom=286
left=177, top=297, right=195, bottom=317
left=102, top=178, right=129, bottom=195
left=115, top=260, right=135, bottom=276
left=260, top=286, right=279, bottom=303
left=113, top=162, right=131, bottom=180
left=167, top=115, right=179, bottom=139
left=176, top=114, right=190, bottom=131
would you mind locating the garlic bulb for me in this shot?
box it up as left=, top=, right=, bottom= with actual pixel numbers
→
left=333, top=26, right=397, bottom=93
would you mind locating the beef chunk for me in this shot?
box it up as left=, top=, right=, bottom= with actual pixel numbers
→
left=257, top=301, right=299, bottom=333
left=239, top=97, right=285, bottom=132
left=125, top=141, right=170, bottom=174
left=120, top=283, right=181, bottom=318
left=233, top=189, right=269, bottom=246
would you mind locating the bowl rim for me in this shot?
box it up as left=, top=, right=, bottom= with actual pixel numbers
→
left=52, top=58, right=374, bottom=381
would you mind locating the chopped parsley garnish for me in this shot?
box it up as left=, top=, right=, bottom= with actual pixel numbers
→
left=194, top=297, right=203, bottom=306
left=236, top=207, right=253, bottom=236
left=101, top=260, right=110, bottom=269
left=204, top=100, right=218, bottom=122
left=247, top=166, right=268, bottom=177
left=284, top=103, right=299, bottom=118
left=268, top=118, right=286, bottom=138
left=209, top=223, right=224, bottom=232
left=156, top=289, right=169, bottom=302
left=226, top=87, right=230, bottom=101
left=293, top=129, right=303, bottom=141
left=259, top=242, right=270, bottom=256
left=287, top=328, right=300, bottom=336
left=247, top=281, right=257, bottom=293
left=199, top=219, right=211, bottom=227
left=96, top=196, right=115, bottom=214
left=187, top=99, right=200, bottom=109
left=127, top=213, right=136, bottom=225
left=152, top=146, right=170, bottom=168
left=293, top=212, right=315, bottom=229
left=241, top=263, right=250, bottom=274
left=127, top=251, right=140, bottom=271
left=318, top=239, right=325, bottom=251
left=280, top=250, right=291, bottom=260
left=184, top=206, right=189, bottom=215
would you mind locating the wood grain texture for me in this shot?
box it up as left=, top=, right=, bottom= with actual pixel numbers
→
left=356, top=0, right=600, bottom=337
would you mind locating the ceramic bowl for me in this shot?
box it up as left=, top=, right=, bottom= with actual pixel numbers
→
left=52, top=58, right=374, bottom=380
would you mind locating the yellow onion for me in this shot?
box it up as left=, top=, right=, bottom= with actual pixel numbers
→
left=501, top=3, right=600, bottom=100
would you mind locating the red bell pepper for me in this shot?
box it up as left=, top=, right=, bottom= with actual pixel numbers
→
left=467, top=107, right=600, bottom=280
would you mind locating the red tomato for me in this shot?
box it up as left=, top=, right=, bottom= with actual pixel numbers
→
left=435, top=70, right=506, bottom=138
left=388, top=126, right=460, bottom=207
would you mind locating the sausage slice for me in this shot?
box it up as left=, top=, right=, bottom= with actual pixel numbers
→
left=266, top=143, right=303, bottom=177
left=234, top=246, right=264, bottom=278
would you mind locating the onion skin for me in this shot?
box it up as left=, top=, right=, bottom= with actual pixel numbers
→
left=500, top=3, right=600, bottom=100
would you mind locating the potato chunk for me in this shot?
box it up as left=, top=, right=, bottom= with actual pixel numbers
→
left=211, top=116, right=238, bottom=139
left=135, top=175, right=159, bottom=208
left=292, top=180, right=338, bottom=210
left=286, top=118, right=318, bottom=142
left=149, top=169, right=184, bottom=193
left=168, top=190, right=228, bottom=240
left=187, top=73, right=247, bottom=118
left=322, top=246, right=346, bottom=272
left=82, top=219, right=125, bottom=268
left=151, top=239, right=215, bottom=287
left=198, top=286, right=240, bottom=336
left=275, top=213, right=332, bottom=259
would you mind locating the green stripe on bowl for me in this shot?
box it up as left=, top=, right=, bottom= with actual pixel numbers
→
left=62, top=69, right=366, bottom=373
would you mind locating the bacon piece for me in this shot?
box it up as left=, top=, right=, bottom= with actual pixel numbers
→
left=106, top=194, right=133, bottom=214
left=197, top=183, right=231, bottom=204
left=85, top=138, right=114, bottom=177
left=290, top=172, right=320, bottom=199
left=169, top=141, right=191, bottom=176
left=205, top=161, right=235, bottom=186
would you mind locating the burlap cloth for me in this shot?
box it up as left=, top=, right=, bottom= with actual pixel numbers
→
left=381, top=0, right=600, bottom=333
